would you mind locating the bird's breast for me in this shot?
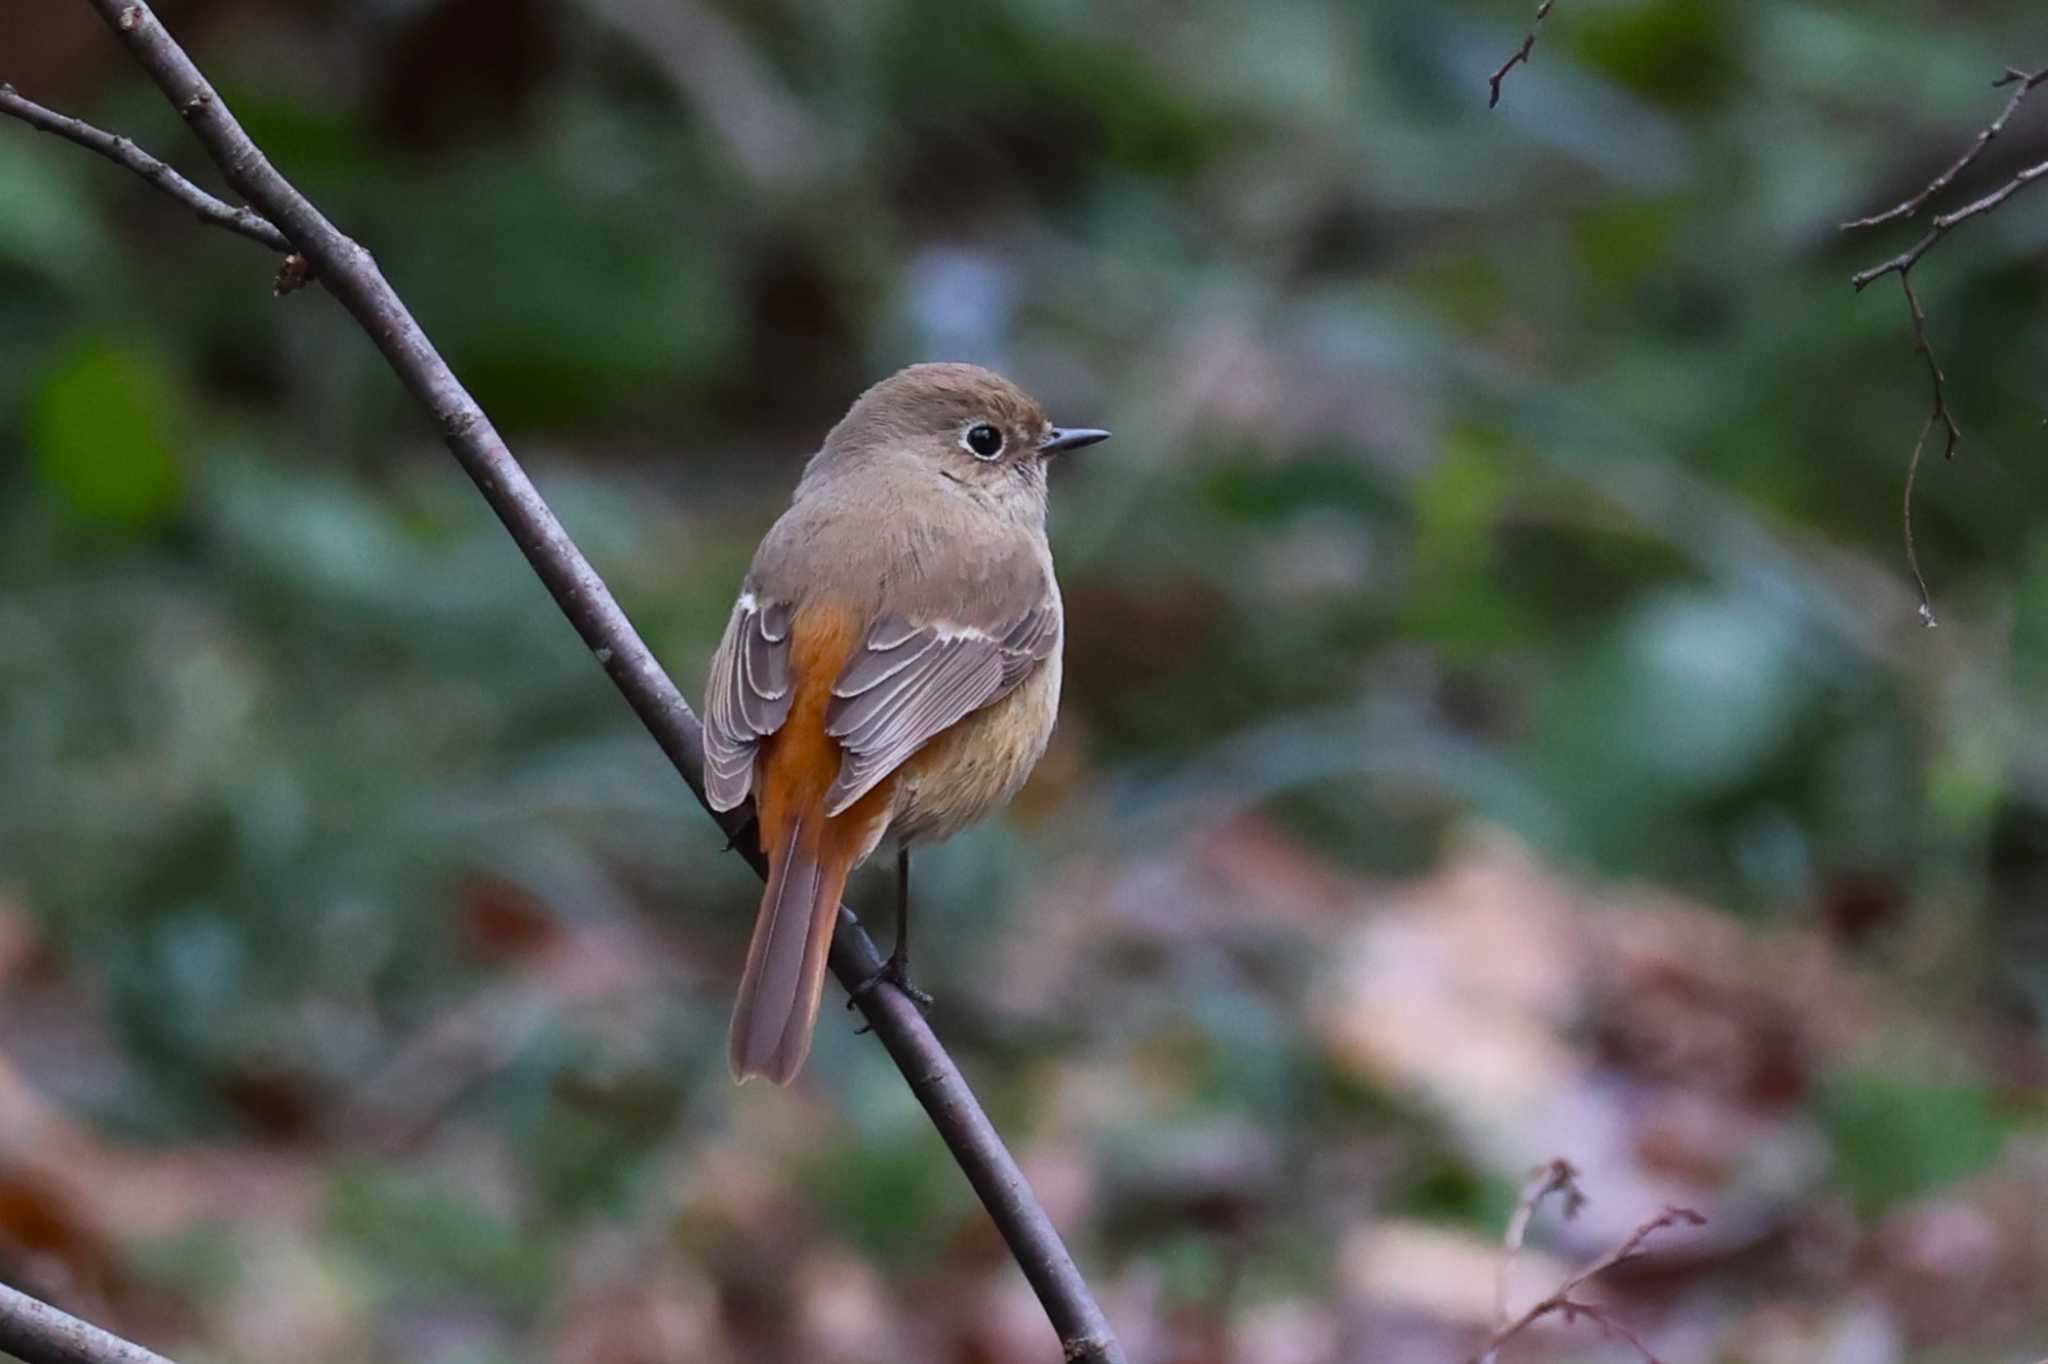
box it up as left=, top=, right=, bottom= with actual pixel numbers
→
left=890, top=650, right=1063, bottom=846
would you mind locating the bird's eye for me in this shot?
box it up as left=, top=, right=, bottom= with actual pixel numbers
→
left=962, top=423, right=1004, bottom=460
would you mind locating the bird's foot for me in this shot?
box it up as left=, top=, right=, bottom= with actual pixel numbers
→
left=846, top=953, right=933, bottom=1033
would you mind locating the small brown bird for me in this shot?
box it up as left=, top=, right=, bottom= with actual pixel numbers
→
left=703, top=363, right=1108, bottom=1084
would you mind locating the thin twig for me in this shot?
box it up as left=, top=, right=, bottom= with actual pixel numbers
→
left=1841, top=62, right=2048, bottom=624
left=0, top=83, right=310, bottom=294
left=1898, top=270, right=1962, bottom=470
left=1841, top=66, right=2048, bottom=231
left=1474, top=1161, right=1705, bottom=1364
left=1903, top=414, right=1939, bottom=628
left=1896, top=271, right=1955, bottom=627
left=1, top=5, right=1128, bottom=1364
left=0, top=81, right=290, bottom=255
left=1488, top=0, right=1556, bottom=110
left=1850, top=153, right=2048, bottom=290
left=1494, top=1159, right=1585, bottom=1329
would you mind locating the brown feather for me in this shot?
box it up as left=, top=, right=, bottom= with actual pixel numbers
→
left=728, top=605, right=895, bottom=1084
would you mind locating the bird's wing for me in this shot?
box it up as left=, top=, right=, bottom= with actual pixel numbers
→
left=822, top=596, right=1061, bottom=816
left=702, top=593, right=794, bottom=811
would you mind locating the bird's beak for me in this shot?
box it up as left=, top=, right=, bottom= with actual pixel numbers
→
left=1039, top=426, right=1111, bottom=456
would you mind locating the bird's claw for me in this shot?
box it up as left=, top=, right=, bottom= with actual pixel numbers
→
left=846, top=953, right=933, bottom=1033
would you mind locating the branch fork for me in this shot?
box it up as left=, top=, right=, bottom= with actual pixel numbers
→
left=1477, top=1159, right=1705, bottom=1364
left=1842, top=62, right=2048, bottom=626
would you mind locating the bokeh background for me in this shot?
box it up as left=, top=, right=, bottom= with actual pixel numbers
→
left=5, top=1, right=2048, bottom=1361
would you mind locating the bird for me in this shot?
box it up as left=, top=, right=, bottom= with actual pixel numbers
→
left=701, top=362, right=1108, bottom=1084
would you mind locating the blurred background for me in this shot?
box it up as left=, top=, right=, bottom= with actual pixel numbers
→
left=4, top=1, right=2048, bottom=1361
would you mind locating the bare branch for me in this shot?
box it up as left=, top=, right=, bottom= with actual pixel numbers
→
left=2, top=4, right=1127, bottom=1362
left=1842, top=62, right=2048, bottom=624
left=0, top=81, right=290, bottom=255
left=0, top=1279, right=179, bottom=1364
left=1841, top=65, right=2048, bottom=231
left=1850, top=153, right=2048, bottom=290
left=1475, top=1160, right=1705, bottom=1364
left=1488, top=0, right=1556, bottom=110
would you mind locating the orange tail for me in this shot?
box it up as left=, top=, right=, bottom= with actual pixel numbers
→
left=729, top=603, right=894, bottom=1084
left=728, top=811, right=856, bottom=1084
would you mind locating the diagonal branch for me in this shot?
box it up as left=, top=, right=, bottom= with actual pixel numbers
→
left=2, top=5, right=1127, bottom=1363
left=0, top=1279, right=178, bottom=1364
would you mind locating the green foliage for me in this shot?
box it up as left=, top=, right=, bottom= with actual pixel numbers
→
left=1568, top=0, right=1740, bottom=109
left=1196, top=451, right=1401, bottom=528
left=0, top=139, right=114, bottom=282
left=526, top=1057, right=686, bottom=1219
left=29, top=341, right=186, bottom=532
left=1389, top=1155, right=1520, bottom=1230
left=1407, top=426, right=1530, bottom=648
left=1822, top=1072, right=2012, bottom=1214
left=387, top=158, right=742, bottom=428
left=329, top=1166, right=554, bottom=1306
left=1537, top=590, right=1822, bottom=863
left=1570, top=197, right=1683, bottom=299
left=881, top=1, right=1232, bottom=185
left=5, top=0, right=2048, bottom=1355
left=805, top=1133, right=969, bottom=1267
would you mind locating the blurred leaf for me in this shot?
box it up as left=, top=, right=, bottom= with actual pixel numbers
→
left=1405, top=254, right=1509, bottom=336
left=29, top=341, right=187, bottom=532
left=1571, top=197, right=1681, bottom=295
left=806, top=1135, right=965, bottom=1267
left=214, top=89, right=376, bottom=194
left=1369, top=0, right=1465, bottom=117
left=1568, top=0, right=1739, bottom=110
left=1822, top=1071, right=2010, bottom=1214
left=1415, top=427, right=1510, bottom=565
left=528, top=1061, right=684, bottom=1218
left=1151, top=1232, right=1229, bottom=1307
left=1388, top=1156, right=1520, bottom=1231
left=0, top=140, right=114, bottom=282
left=1537, top=589, right=1819, bottom=860
left=387, top=157, right=739, bottom=427
left=1406, top=425, right=1529, bottom=647
left=329, top=1166, right=552, bottom=1306
left=2008, top=536, right=2048, bottom=707
left=1195, top=450, right=1401, bottom=526
left=882, top=1, right=1231, bottom=185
